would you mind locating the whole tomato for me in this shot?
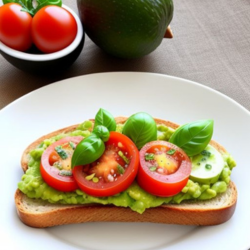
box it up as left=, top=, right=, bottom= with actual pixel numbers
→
left=31, top=5, right=77, bottom=53
left=0, top=3, right=32, bottom=51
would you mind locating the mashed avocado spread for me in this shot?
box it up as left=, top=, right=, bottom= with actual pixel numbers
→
left=18, top=121, right=236, bottom=214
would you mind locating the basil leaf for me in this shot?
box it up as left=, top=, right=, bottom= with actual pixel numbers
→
left=122, top=112, right=157, bottom=149
left=33, top=0, right=62, bottom=14
left=94, top=108, right=116, bottom=132
left=169, top=120, right=214, bottom=156
left=2, top=0, right=19, bottom=4
left=92, top=125, right=110, bottom=142
left=71, top=134, right=105, bottom=168
left=2, top=0, right=62, bottom=16
left=72, top=108, right=116, bottom=168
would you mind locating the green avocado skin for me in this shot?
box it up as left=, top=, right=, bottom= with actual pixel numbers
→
left=77, top=0, right=174, bottom=58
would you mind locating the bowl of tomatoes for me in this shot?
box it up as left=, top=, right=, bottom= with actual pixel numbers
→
left=0, top=1, right=84, bottom=74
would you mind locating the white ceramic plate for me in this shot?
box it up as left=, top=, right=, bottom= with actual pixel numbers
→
left=1, top=72, right=249, bottom=250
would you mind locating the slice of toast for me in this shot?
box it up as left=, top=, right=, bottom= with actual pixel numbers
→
left=15, top=181, right=237, bottom=228
left=15, top=117, right=237, bottom=228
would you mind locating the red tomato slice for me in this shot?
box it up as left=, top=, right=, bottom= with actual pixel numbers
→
left=137, top=141, right=192, bottom=197
left=73, top=132, right=139, bottom=197
left=40, top=136, right=83, bottom=192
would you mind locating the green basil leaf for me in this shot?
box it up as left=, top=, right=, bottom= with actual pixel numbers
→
left=122, top=112, right=157, bottom=149
left=92, top=125, right=110, bottom=142
left=94, top=108, right=116, bottom=132
left=169, top=119, right=214, bottom=156
left=33, top=0, right=62, bottom=15
left=71, top=134, right=105, bottom=168
left=3, top=0, right=19, bottom=4
left=2, top=0, right=62, bottom=16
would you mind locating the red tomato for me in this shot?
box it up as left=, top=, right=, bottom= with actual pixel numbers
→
left=0, top=3, right=32, bottom=51
left=137, top=141, right=192, bottom=197
left=31, top=6, right=77, bottom=53
left=40, top=136, right=83, bottom=192
left=73, top=132, right=139, bottom=197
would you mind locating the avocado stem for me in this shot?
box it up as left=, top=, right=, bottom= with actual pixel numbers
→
left=164, top=26, right=173, bottom=39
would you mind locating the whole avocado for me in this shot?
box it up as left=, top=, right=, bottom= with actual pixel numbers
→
left=77, top=0, right=174, bottom=58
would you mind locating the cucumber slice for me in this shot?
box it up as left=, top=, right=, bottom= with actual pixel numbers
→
left=190, top=144, right=224, bottom=184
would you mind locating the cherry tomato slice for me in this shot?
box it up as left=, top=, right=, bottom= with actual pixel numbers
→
left=40, top=136, right=83, bottom=192
left=0, top=3, right=32, bottom=51
left=137, top=141, right=192, bottom=197
left=73, top=132, right=139, bottom=197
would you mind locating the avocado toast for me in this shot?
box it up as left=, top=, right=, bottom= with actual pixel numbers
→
left=15, top=112, right=237, bottom=228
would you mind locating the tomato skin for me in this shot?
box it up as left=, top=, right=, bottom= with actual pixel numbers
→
left=73, top=132, right=139, bottom=197
left=0, top=3, right=32, bottom=51
left=137, top=141, right=192, bottom=197
left=40, top=136, right=83, bottom=192
left=31, top=6, right=77, bottom=53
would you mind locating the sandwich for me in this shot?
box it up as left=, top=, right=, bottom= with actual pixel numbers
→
left=15, top=109, right=237, bottom=228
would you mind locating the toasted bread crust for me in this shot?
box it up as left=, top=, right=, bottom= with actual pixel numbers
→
left=16, top=117, right=237, bottom=228
left=15, top=181, right=237, bottom=228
